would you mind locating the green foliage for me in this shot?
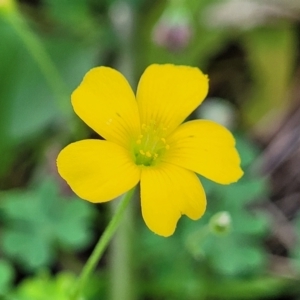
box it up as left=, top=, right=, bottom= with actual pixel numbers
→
left=291, top=213, right=300, bottom=273
left=139, top=0, right=229, bottom=69
left=0, top=0, right=299, bottom=299
left=43, top=0, right=94, bottom=33
left=0, top=260, right=15, bottom=296
left=137, top=134, right=275, bottom=299
left=0, top=16, right=61, bottom=144
left=193, top=135, right=270, bottom=276
left=11, top=272, right=76, bottom=300
left=0, top=179, right=95, bottom=271
left=242, top=25, right=297, bottom=124
left=7, top=270, right=107, bottom=300
left=0, top=12, right=100, bottom=177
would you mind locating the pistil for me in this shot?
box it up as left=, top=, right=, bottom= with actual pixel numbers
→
left=134, top=121, right=169, bottom=166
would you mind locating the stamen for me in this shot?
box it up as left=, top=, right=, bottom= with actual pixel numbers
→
left=134, top=120, right=170, bottom=166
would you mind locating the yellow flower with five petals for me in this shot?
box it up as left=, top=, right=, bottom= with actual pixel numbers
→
left=57, top=64, right=243, bottom=237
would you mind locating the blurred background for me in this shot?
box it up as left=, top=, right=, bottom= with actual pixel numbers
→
left=1, top=0, right=300, bottom=299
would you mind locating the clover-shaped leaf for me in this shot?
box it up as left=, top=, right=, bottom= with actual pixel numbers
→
left=0, top=179, right=95, bottom=271
left=200, top=232, right=266, bottom=276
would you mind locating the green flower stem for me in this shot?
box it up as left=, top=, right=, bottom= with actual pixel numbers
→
left=71, top=187, right=136, bottom=300
left=5, top=11, right=71, bottom=118
left=109, top=194, right=136, bottom=300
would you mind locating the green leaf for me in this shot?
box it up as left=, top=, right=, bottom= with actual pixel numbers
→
left=206, top=235, right=266, bottom=276
left=0, top=14, right=100, bottom=176
left=13, top=272, right=76, bottom=300
left=235, top=135, right=260, bottom=168
left=222, top=177, right=268, bottom=207
left=206, top=276, right=291, bottom=299
left=290, top=213, right=300, bottom=272
left=0, top=260, right=15, bottom=295
left=0, top=179, right=95, bottom=271
left=188, top=133, right=270, bottom=276
left=11, top=270, right=106, bottom=300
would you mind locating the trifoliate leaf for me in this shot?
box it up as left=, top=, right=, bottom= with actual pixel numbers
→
left=0, top=178, right=95, bottom=271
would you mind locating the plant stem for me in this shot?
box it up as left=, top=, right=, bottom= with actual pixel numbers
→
left=109, top=194, right=136, bottom=300
left=71, top=187, right=136, bottom=300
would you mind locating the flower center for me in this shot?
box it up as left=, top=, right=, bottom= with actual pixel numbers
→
left=133, top=121, right=170, bottom=167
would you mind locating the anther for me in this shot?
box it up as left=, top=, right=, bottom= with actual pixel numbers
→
left=146, top=151, right=152, bottom=158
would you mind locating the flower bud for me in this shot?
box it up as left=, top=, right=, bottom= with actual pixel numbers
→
left=197, top=98, right=237, bottom=130
left=209, top=211, right=232, bottom=235
left=152, top=4, right=193, bottom=52
left=109, top=1, right=134, bottom=40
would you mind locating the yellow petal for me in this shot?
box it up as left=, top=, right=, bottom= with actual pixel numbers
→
left=140, top=163, right=206, bottom=237
left=136, top=64, right=208, bottom=136
left=165, top=120, right=243, bottom=184
left=57, top=140, right=140, bottom=202
left=72, top=67, right=140, bottom=148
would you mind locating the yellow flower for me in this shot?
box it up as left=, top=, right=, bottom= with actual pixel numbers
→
left=57, top=64, right=243, bottom=237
